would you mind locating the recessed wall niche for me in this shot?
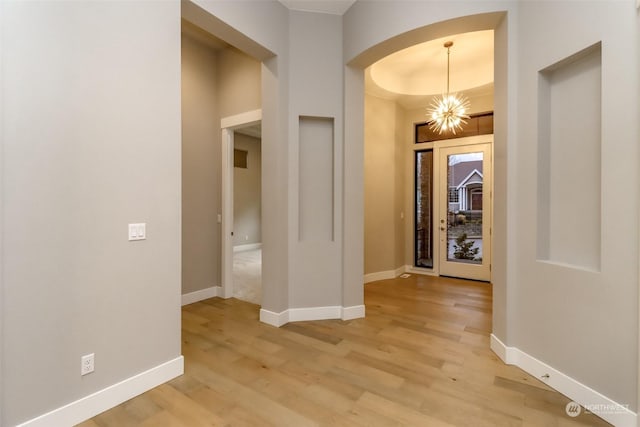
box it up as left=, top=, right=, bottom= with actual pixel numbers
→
left=298, top=116, right=335, bottom=242
left=537, top=42, right=601, bottom=271
left=234, top=149, right=248, bottom=168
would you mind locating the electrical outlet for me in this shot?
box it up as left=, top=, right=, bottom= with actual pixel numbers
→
left=81, top=353, right=95, bottom=376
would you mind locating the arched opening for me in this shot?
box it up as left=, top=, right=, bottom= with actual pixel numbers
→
left=343, top=11, right=510, bottom=337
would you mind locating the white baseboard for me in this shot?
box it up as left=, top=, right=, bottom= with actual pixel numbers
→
left=490, top=334, right=511, bottom=363
left=405, top=265, right=438, bottom=276
left=289, top=306, right=342, bottom=322
left=259, top=308, right=288, bottom=327
left=233, top=243, right=262, bottom=253
left=260, top=305, right=366, bottom=327
left=181, top=286, right=221, bottom=306
left=17, top=356, right=184, bottom=427
left=364, top=266, right=406, bottom=284
left=342, top=305, right=366, bottom=320
left=490, top=334, right=636, bottom=427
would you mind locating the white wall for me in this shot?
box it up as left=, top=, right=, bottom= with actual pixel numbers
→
left=1, top=1, right=182, bottom=425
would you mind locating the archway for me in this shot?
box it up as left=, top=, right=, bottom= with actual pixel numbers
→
left=342, top=11, right=511, bottom=338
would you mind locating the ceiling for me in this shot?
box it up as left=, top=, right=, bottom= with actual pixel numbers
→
left=366, top=30, right=494, bottom=110
left=278, top=0, right=357, bottom=15
left=183, top=6, right=493, bottom=121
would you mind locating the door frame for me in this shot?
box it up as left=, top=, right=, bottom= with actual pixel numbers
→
left=410, top=134, right=493, bottom=280
left=220, top=109, right=261, bottom=299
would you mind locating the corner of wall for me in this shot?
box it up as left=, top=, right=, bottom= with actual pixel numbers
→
left=181, top=286, right=222, bottom=306
left=0, top=0, right=5, bottom=422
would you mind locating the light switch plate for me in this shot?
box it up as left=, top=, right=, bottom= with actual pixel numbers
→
left=128, top=223, right=146, bottom=241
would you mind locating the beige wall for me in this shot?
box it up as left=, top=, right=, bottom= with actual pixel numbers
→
left=364, top=93, right=405, bottom=275
left=185, top=0, right=292, bottom=314
left=514, top=0, right=638, bottom=409
left=393, top=101, right=406, bottom=269
left=2, top=2, right=182, bottom=425
left=233, top=133, right=262, bottom=246
left=181, top=33, right=221, bottom=294
left=217, top=47, right=262, bottom=118
left=1, top=1, right=277, bottom=422
left=4, top=1, right=638, bottom=424
left=289, top=11, right=345, bottom=308
left=181, top=34, right=261, bottom=295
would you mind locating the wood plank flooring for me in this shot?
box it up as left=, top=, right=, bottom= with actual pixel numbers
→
left=78, top=275, right=611, bottom=426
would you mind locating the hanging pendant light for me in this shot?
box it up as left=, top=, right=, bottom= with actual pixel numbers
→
left=427, top=41, right=470, bottom=135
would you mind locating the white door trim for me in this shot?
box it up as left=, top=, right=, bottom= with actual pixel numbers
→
left=220, top=109, right=261, bottom=299
left=412, top=135, right=493, bottom=278
left=437, top=142, right=492, bottom=281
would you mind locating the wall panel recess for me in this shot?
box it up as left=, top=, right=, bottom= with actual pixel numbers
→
left=298, top=116, right=334, bottom=241
left=537, top=42, right=602, bottom=271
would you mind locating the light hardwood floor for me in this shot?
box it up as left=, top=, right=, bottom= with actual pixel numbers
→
left=232, top=248, right=261, bottom=305
left=78, top=275, right=611, bottom=426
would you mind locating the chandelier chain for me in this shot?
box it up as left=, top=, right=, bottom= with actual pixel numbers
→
left=427, top=41, right=470, bottom=135
left=446, top=46, right=450, bottom=94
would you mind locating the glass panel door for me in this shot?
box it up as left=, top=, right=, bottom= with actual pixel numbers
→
left=439, top=143, right=491, bottom=281
left=415, top=150, right=433, bottom=268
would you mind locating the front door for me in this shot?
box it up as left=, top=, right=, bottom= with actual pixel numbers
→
left=438, top=143, right=492, bottom=281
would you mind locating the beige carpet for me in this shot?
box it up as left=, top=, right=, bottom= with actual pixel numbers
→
left=232, top=248, right=262, bottom=305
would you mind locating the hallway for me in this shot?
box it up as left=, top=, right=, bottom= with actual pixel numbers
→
left=79, top=276, right=610, bottom=426
left=232, top=248, right=262, bottom=305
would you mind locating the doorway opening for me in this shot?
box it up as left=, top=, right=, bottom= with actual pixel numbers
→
left=220, top=110, right=262, bottom=301
left=230, top=123, right=262, bottom=304
left=181, top=5, right=266, bottom=307
left=363, top=29, right=495, bottom=283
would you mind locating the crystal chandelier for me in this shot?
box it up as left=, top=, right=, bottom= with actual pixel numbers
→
left=428, top=41, right=470, bottom=135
